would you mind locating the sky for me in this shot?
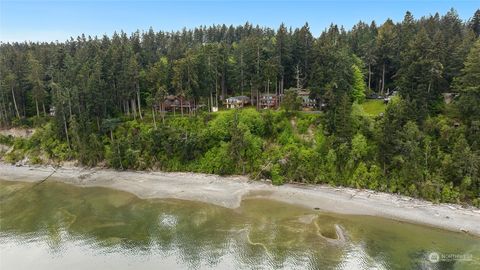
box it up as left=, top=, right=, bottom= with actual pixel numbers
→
left=0, top=0, right=478, bottom=42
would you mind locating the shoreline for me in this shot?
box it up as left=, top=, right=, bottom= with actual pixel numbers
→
left=1, top=162, right=480, bottom=237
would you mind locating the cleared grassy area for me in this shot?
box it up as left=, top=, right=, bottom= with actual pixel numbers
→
left=361, top=99, right=387, bottom=116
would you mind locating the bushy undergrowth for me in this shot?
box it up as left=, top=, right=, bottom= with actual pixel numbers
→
left=2, top=107, right=479, bottom=207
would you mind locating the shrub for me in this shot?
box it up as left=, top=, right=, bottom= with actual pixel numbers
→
left=198, top=142, right=234, bottom=175
left=271, top=164, right=284, bottom=185
left=0, top=134, right=14, bottom=146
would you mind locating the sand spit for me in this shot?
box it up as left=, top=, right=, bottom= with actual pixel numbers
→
left=1, top=163, right=479, bottom=237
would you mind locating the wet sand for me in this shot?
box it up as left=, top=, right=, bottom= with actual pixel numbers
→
left=1, top=162, right=479, bottom=237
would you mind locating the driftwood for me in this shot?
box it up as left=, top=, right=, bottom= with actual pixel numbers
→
left=33, top=167, right=57, bottom=187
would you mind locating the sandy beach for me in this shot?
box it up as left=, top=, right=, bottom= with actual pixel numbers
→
left=1, top=162, right=479, bottom=237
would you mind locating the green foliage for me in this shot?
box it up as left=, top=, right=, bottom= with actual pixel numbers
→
left=454, top=40, right=480, bottom=146
left=5, top=103, right=480, bottom=206
left=398, top=28, right=444, bottom=122
left=2, top=10, right=480, bottom=206
left=351, top=64, right=367, bottom=103
left=4, top=149, right=24, bottom=163
left=34, top=123, right=71, bottom=161
left=282, top=89, right=302, bottom=114
left=271, top=164, right=284, bottom=185
left=351, top=133, right=368, bottom=161
left=296, top=114, right=317, bottom=134
left=198, top=142, right=234, bottom=175
left=0, top=134, right=14, bottom=146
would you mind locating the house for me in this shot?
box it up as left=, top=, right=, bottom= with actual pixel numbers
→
left=383, top=90, right=399, bottom=104
left=225, top=96, right=250, bottom=109
left=297, top=89, right=316, bottom=109
left=367, top=93, right=384, bottom=100
left=259, top=93, right=278, bottom=109
left=162, top=95, right=196, bottom=113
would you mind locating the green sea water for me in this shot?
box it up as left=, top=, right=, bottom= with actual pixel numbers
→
left=0, top=180, right=479, bottom=270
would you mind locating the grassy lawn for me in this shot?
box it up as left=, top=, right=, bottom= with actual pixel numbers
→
left=361, top=99, right=386, bottom=116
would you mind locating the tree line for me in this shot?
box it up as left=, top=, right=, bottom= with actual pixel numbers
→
left=0, top=9, right=477, bottom=122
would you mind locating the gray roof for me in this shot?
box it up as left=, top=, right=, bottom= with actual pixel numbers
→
left=226, top=96, right=250, bottom=101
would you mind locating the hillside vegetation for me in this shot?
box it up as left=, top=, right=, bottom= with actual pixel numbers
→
left=1, top=9, right=479, bottom=206
left=1, top=104, right=479, bottom=206
left=361, top=100, right=386, bottom=116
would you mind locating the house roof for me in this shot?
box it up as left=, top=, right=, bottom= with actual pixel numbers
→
left=298, top=90, right=310, bottom=96
left=226, top=95, right=250, bottom=101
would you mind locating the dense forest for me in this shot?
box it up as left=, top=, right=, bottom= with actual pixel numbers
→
left=1, top=9, right=479, bottom=205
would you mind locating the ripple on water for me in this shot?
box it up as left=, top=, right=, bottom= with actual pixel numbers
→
left=1, top=180, right=479, bottom=270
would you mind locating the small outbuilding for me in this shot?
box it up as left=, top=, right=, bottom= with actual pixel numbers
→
left=162, top=95, right=197, bottom=114
left=259, top=93, right=278, bottom=109
left=225, top=96, right=250, bottom=109
left=298, top=89, right=316, bottom=109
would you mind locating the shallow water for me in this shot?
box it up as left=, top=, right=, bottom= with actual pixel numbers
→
left=0, top=180, right=479, bottom=270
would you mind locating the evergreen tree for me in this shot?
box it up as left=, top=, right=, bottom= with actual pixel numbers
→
left=275, top=23, right=293, bottom=92
left=454, top=40, right=480, bottom=148
left=351, top=61, right=367, bottom=103
left=310, top=25, right=354, bottom=140
left=469, top=9, right=480, bottom=37
left=376, top=19, right=398, bottom=95
left=0, top=12, right=479, bottom=205
left=349, top=21, right=377, bottom=91
left=281, top=89, right=301, bottom=114
left=292, top=23, right=313, bottom=88
left=398, top=28, right=444, bottom=122
left=27, top=52, right=46, bottom=117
